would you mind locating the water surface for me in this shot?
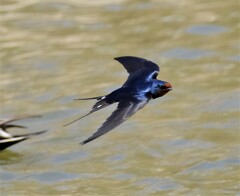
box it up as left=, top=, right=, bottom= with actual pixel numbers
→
left=1, top=0, right=239, bottom=195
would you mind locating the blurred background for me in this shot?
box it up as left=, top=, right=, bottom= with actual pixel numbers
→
left=0, top=0, right=239, bottom=195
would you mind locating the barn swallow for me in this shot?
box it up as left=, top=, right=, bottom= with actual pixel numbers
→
left=65, top=56, right=172, bottom=144
left=0, top=115, right=47, bottom=151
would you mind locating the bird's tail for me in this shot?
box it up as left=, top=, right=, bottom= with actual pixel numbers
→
left=64, top=95, right=113, bottom=127
left=74, top=96, right=104, bottom=101
left=63, top=111, right=96, bottom=127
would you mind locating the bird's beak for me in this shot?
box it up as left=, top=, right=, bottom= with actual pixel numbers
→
left=164, top=82, right=173, bottom=91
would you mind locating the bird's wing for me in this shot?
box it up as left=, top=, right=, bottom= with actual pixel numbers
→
left=0, top=129, right=12, bottom=139
left=2, top=124, right=27, bottom=130
left=13, top=130, right=47, bottom=137
left=114, top=56, right=159, bottom=76
left=81, top=98, right=148, bottom=144
left=0, top=115, right=41, bottom=130
left=0, top=130, right=47, bottom=151
left=0, top=137, right=27, bottom=151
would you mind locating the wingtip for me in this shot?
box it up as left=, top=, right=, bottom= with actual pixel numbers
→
left=36, top=129, right=48, bottom=135
left=114, top=57, right=121, bottom=62
left=80, top=140, right=89, bottom=145
left=114, top=56, right=143, bottom=60
left=12, top=129, right=47, bottom=138
left=26, top=129, right=48, bottom=136
left=114, top=56, right=130, bottom=61
left=63, top=123, right=69, bottom=127
left=80, top=137, right=94, bottom=145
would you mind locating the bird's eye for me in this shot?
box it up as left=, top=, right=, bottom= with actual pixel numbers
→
left=158, top=84, right=166, bottom=90
left=159, top=85, right=164, bottom=89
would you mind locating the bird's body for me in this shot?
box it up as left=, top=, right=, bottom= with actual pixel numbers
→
left=65, top=56, right=172, bottom=144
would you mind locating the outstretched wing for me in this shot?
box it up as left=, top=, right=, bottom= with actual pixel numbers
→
left=13, top=130, right=47, bottom=138
left=81, top=98, right=148, bottom=144
left=114, top=56, right=160, bottom=87
left=114, top=56, right=159, bottom=75
left=0, top=115, right=41, bottom=131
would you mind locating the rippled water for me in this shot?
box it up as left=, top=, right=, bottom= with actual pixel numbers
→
left=1, top=0, right=239, bottom=195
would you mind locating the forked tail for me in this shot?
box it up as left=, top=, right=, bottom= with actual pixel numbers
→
left=74, top=95, right=104, bottom=101
left=63, top=111, right=96, bottom=127
left=64, top=95, right=112, bottom=127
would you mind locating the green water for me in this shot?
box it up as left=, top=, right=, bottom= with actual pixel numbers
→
left=1, top=0, right=239, bottom=195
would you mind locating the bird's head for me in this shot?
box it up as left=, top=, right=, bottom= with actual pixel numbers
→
left=151, top=80, right=172, bottom=99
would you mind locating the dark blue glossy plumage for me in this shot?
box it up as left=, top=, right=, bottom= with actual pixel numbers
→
left=65, top=56, right=172, bottom=144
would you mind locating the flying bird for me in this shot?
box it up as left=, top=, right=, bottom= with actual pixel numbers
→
left=0, top=115, right=47, bottom=150
left=65, top=56, right=172, bottom=144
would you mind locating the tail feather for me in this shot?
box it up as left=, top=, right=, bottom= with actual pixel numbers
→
left=64, top=96, right=113, bottom=127
left=74, top=96, right=105, bottom=101
left=63, top=111, right=96, bottom=127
